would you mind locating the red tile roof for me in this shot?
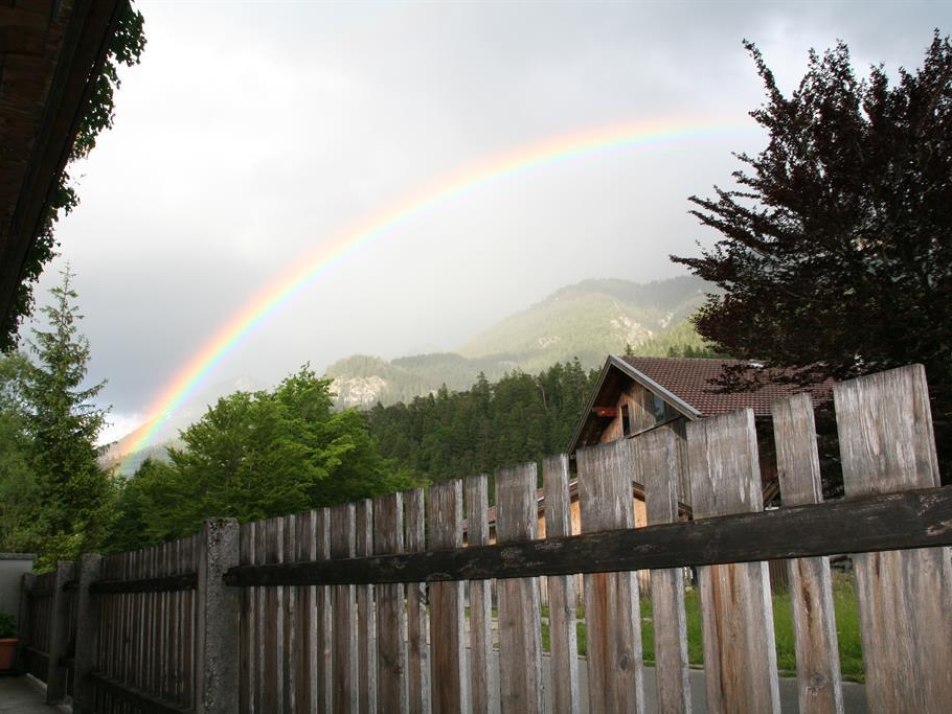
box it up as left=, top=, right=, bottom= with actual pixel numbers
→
left=619, top=356, right=832, bottom=417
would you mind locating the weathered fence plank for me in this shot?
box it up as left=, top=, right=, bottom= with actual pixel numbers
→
left=541, top=455, right=581, bottom=714
left=405, top=488, right=430, bottom=714
left=578, top=441, right=644, bottom=714
left=317, top=508, right=333, bottom=713
left=496, top=464, right=543, bottom=713
left=464, top=474, right=497, bottom=714
left=283, top=514, right=296, bottom=714
left=634, top=428, right=692, bottom=714
left=375, top=492, right=408, bottom=712
left=772, top=393, right=844, bottom=714
left=355, top=500, right=377, bottom=714
left=239, top=523, right=258, bottom=712
left=331, top=504, right=358, bottom=713
left=297, top=511, right=319, bottom=714
left=688, top=409, right=780, bottom=714
left=834, top=365, right=952, bottom=713
left=428, top=480, right=468, bottom=714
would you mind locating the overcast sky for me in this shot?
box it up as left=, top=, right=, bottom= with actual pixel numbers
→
left=27, top=0, right=949, bottom=441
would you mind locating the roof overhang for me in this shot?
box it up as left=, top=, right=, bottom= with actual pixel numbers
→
left=566, top=354, right=702, bottom=456
left=0, top=0, right=126, bottom=332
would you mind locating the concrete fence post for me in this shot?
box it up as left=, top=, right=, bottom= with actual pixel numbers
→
left=196, top=517, right=240, bottom=714
left=17, top=572, right=35, bottom=674
left=46, top=560, right=75, bottom=704
left=72, top=553, right=102, bottom=714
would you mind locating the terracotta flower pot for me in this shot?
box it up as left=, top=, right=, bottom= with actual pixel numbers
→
left=0, top=637, right=18, bottom=671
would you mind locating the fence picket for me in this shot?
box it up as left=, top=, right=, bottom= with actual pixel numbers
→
left=375, top=492, right=408, bottom=712
left=834, top=365, right=952, bottom=712
left=541, top=455, right=580, bottom=714
left=772, top=393, right=844, bottom=714
left=405, top=488, right=430, bottom=714
left=240, top=523, right=254, bottom=713
left=496, top=464, right=543, bottom=713
left=331, top=504, right=358, bottom=713
left=428, top=480, right=468, bottom=714
left=578, top=440, right=645, bottom=714
left=355, top=500, right=377, bottom=714
left=316, top=508, right=333, bottom=713
left=464, top=474, right=496, bottom=714
left=688, top=409, right=780, bottom=713
left=297, top=511, right=319, bottom=713
left=283, top=515, right=297, bottom=714
left=634, top=429, right=692, bottom=713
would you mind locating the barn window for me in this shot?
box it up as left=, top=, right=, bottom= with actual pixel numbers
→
left=621, top=404, right=632, bottom=436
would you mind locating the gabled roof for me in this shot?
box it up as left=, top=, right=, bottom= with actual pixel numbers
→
left=618, top=356, right=831, bottom=417
left=568, top=355, right=832, bottom=454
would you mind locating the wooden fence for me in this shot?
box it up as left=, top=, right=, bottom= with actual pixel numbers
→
left=19, top=364, right=952, bottom=713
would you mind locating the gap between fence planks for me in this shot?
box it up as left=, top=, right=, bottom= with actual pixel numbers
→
left=541, top=455, right=581, bottom=714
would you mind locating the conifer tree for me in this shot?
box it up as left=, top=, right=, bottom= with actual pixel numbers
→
left=22, top=268, right=111, bottom=564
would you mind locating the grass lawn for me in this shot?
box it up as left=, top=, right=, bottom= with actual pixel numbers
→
left=541, top=572, right=864, bottom=682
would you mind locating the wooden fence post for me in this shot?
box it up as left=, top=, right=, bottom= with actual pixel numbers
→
left=73, top=553, right=102, bottom=714
left=196, top=517, right=240, bottom=714
left=46, top=560, right=74, bottom=704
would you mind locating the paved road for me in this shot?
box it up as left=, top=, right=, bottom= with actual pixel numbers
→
left=0, top=675, right=68, bottom=713
left=535, top=652, right=868, bottom=713
left=0, top=663, right=866, bottom=713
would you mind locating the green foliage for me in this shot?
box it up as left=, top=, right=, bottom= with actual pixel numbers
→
left=1, top=2, right=146, bottom=349
left=106, top=367, right=418, bottom=551
left=0, top=271, right=112, bottom=568
left=20, top=270, right=112, bottom=567
left=0, top=612, right=17, bottom=639
left=366, top=360, right=598, bottom=486
left=0, top=354, right=40, bottom=554
left=673, top=33, right=952, bottom=457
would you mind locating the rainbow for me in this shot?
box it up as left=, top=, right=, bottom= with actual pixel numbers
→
left=119, top=116, right=754, bottom=468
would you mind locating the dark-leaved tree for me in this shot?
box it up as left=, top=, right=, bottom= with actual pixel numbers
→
left=672, top=33, right=952, bottom=468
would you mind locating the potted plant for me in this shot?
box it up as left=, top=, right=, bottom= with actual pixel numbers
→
left=0, top=612, right=18, bottom=671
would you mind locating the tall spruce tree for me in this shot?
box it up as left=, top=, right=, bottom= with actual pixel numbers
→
left=22, top=268, right=111, bottom=564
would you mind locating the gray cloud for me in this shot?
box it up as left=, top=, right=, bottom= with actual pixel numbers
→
left=27, top=0, right=950, bottom=439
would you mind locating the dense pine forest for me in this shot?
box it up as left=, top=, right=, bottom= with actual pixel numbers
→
left=365, top=359, right=599, bottom=485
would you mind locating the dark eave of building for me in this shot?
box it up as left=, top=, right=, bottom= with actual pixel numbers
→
left=0, top=0, right=125, bottom=327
